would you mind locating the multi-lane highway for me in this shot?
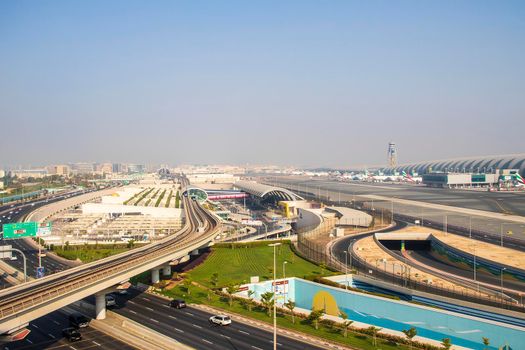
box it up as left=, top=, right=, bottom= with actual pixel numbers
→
left=0, top=192, right=91, bottom=289
left=0, top=180, right=220, bottom=336
left=2, top=309, right=137, bottom=350
left=110, top=288, right=324, bottom=350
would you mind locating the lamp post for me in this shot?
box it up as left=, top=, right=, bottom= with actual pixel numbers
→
left=500, top=223, right=513, bottom=247
left=268, top=242, right=281, bottom=350
left=501, top=267, right=506, bottom=301
left=343, top=251, right=348, bottom=290
left=283, top=261, right=288, bottom=279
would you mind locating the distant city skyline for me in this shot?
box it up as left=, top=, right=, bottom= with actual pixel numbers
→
left=1, top=1, right=524, bottom=168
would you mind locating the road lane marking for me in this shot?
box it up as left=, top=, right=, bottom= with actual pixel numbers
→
left=128, top=310, right=137, bottom=314
left=149, top=318, right=159, bottom=323
left=142, top=297, right=151, bottom=301
left=52, top=320, right=60, bottom=325
left=30, top=324, right=39, bottom=329
left=184, top=312, right=194, bottom=316
left=251, top=346, right=263, bottom=350
left=239, top=330, right=250, bottom=335
left=92, top=341, right=101, bottom=346
left=25, top=339, right=33, bottom=344
left=70, top=346, right=78, bottom=350
left=169, top=315, right=177, bottom=319
left=202, top=339, right=213, bottom=344
left=192, top=324, right=202, bottom=329
left=174, top=328, right=184, bottom=333
left=47, top=333, right=55, bottom=339
left=221, top=335, right=231, bottom=339
left=145, top=307, right=154, bottom=311
left=128, top=301, right=136, bottom=304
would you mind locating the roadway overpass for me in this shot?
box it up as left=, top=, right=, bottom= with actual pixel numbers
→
left=0, top=180, right=221, bottom=339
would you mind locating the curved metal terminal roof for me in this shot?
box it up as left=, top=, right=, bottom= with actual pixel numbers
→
left=380, top=154, right=525, bottom=177
left=234, top=181, right=303, bottom=201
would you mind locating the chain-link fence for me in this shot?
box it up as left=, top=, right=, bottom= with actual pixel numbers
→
left=290, top=190, right=524, bottom=312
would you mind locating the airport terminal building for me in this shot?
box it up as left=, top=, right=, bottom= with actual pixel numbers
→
left=383, top=154, right=525, bottom=176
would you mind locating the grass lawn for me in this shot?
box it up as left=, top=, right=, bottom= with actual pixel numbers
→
left=161, top=279, right=411, bottom=350
left=53, top=247, right=130, bottom=263
left=152, top=242, right=424, bottom=350
left=188, top=241, right=332, bottom=287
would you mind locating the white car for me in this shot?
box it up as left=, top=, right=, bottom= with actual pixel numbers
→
left=209, top=315, right=231, bottom=326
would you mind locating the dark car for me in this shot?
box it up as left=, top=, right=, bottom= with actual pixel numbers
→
left=169, top=299, right=186, bottom=309
left=62, top=327, right=82, bottom=342
left=68, top=313, right=90, bottom=328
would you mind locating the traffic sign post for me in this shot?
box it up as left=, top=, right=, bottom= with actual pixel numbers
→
left=36, top=266, right=45, bottom=279
left=2, top=222, right=38, bottom=239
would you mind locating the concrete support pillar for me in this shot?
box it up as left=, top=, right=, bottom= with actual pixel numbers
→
left=162, top=265, right=171, bottom=277
left=95, top=293, right=106, bottom=320
left=190, top=249, right=199, bottom=256
left=151, top=268, right=160, bottom=284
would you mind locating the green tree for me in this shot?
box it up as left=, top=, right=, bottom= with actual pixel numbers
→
left=284, top=300, right=296, bottom=324
left=367, top=326, right=382, bottom=347
left=208, top=273, right=219, bottom=301
left=482, top=337, right=490, bottom=350
left=127, top=239, right=135, bottom=249
left=402, top=327, right=418, bottom=350
left=260, top=292, right=274, bottom=317
left=225, top=284, right=239, bottom=307
left=210, top=273, right=219, bottom=288
left=183, top=277, right=192, bottom=295
left=247, top=290, right=255, bottom=312
left=307, top=308, right=324, bottom=330
left=441, top=338, right=452, bottom=350
left=339, top=311, right=353, bottom=338
left=319, top=263, right=327, bottom=275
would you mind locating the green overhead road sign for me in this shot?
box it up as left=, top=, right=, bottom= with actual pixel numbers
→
left=2, top=222, right=38, bottom=239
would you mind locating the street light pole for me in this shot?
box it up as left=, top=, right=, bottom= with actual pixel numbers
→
left=5, top=248, right=28, bottom=282
left=283, top=261, right=288, bottom=279
left=501, top=267, right=506, bottom=300
left=268, top=242, right=281, bottom=350
left=344, top=251, right=348, bottom=290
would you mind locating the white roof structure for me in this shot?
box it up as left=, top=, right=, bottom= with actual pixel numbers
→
left=234, top=181, right=303, bottom=201
left=380, top=153, right=525, bottom=176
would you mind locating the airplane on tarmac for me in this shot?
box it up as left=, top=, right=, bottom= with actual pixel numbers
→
left=402, top=170, right=422, bottom=184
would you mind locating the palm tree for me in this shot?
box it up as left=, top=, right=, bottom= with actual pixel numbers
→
left=482, top=337, right=490, bottom=350
left=183, top=277, right=192, bottom=295
left=208, top=273, right=219, bottom=301
left=225, top=284, right=239, bottom=307
left=210, top=273, right=219, bottom=288
left=246, top=290, right=255, bottom=312
left=367, top=326, right=382, bottom=347
left=402, top=327, right=417, bottom=350
left=441, top=338, right=452, bottom=350
left=308, top=308, right=324, bottom=330
left=284, top=300, right=296, bottom=324
left=260, top=292, right=274, bottom=317
left=339, top=311, right=353, bottom=338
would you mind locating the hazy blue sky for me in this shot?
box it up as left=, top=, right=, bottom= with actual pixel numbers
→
left=1, top=1, right=524, bottom=168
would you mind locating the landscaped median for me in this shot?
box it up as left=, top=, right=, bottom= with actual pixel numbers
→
left=138, top=241, right=446, bottom=350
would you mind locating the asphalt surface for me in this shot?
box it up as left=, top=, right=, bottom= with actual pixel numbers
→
left=2, top=310, right=136, bottom=350
left=271, top=177, right=525, bottom=216
left=401, top=249, right=525, bottom=299
left=267, top=177, right=525, bottom=243
left=110, top=288, right=325, bottom=350
left=0, top=195, right=77, bottom=289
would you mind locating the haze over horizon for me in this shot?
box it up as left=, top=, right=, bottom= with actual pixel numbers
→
left=1, top=1, right=524, bottom=168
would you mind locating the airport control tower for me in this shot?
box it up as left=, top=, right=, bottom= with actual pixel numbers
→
left=387, top=142, right=397, bottom=167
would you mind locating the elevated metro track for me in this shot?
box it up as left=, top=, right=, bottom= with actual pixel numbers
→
left=0, top=182, right=220, bottom=335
